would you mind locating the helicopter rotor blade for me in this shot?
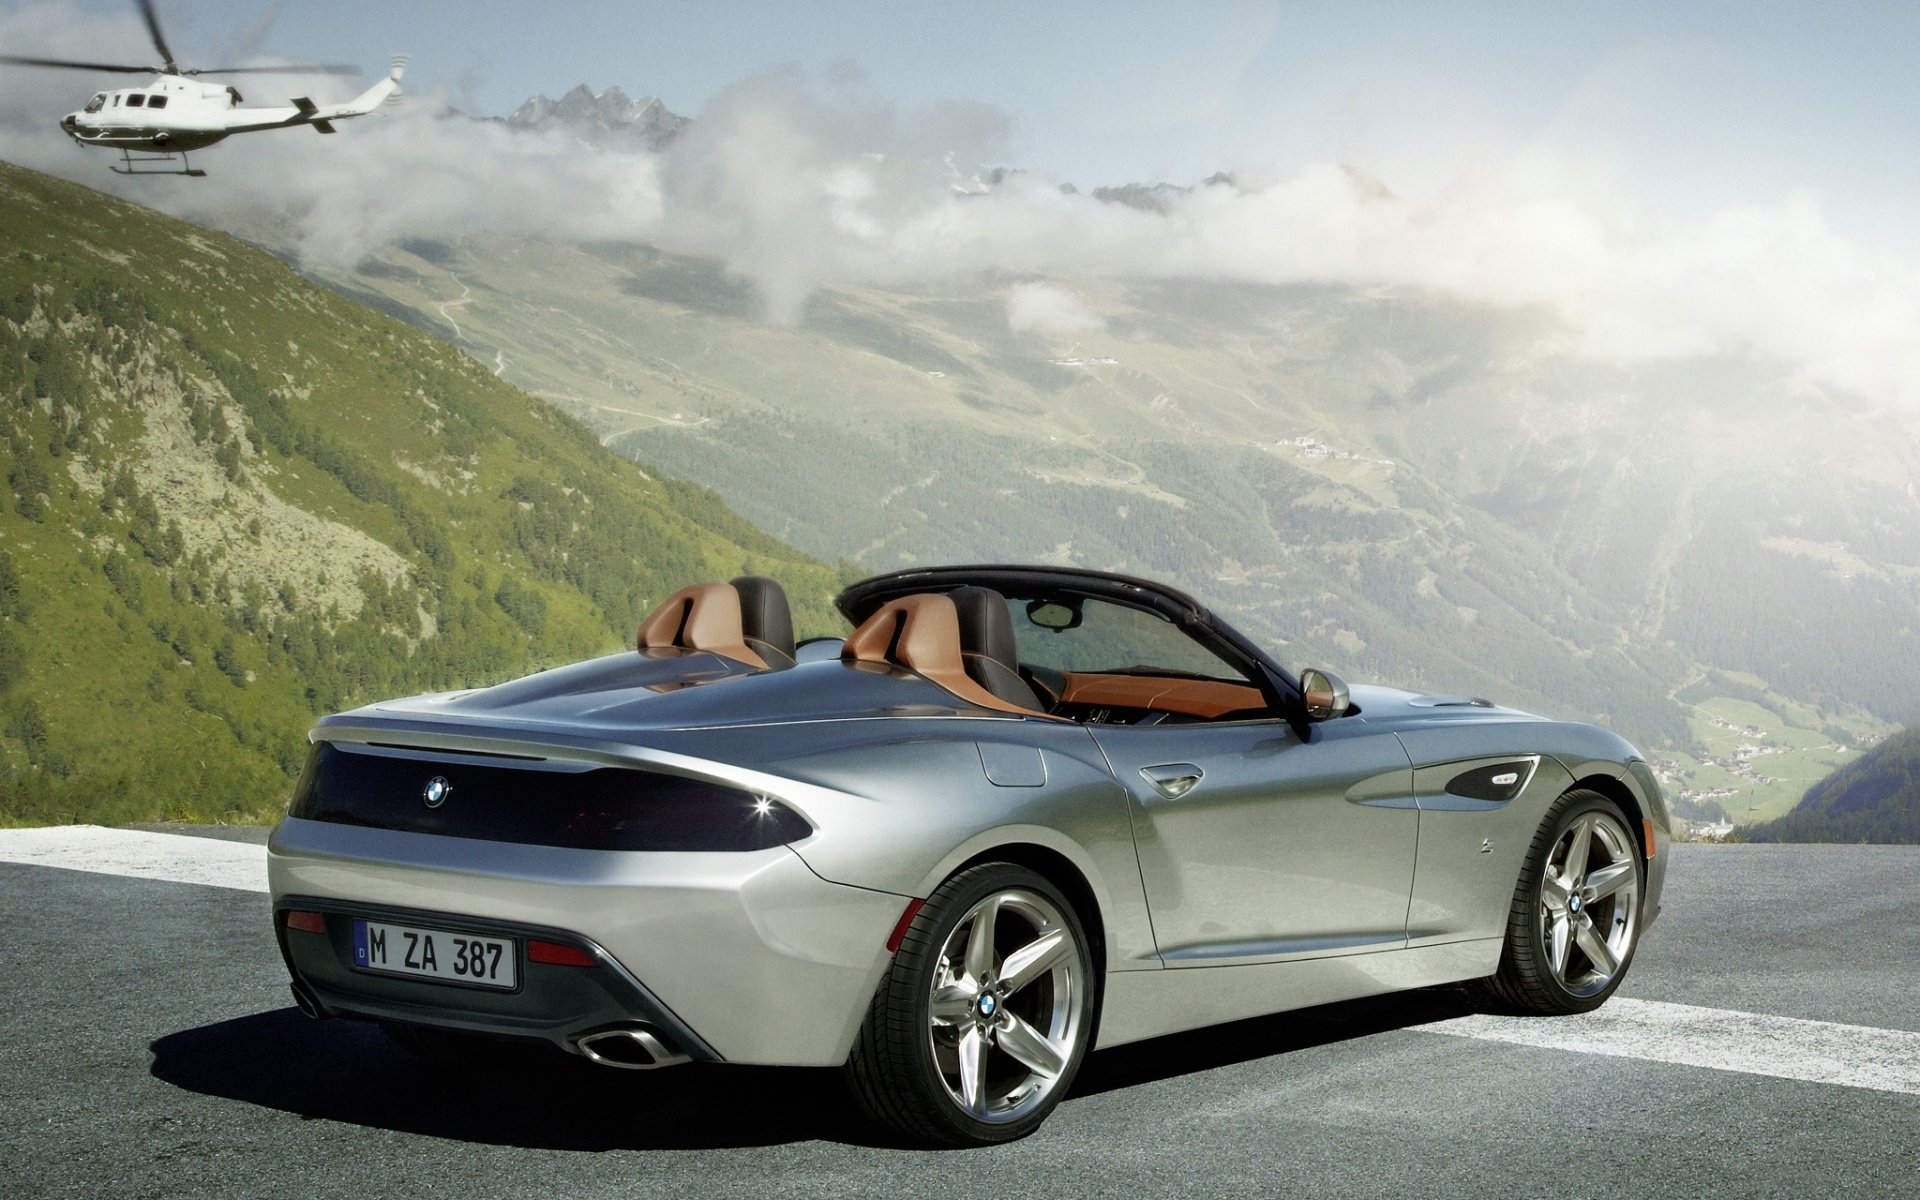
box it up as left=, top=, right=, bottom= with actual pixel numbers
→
left=186, top=64, right=363, bottom=77
left=136, top=0, right=180, bottom=74
left=0, top=54, right=159, bottom=74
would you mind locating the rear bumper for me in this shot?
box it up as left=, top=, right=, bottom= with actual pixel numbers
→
left=268, top=817, right=907, bottom=1067
left=276, top=895, right=718, bottom=1065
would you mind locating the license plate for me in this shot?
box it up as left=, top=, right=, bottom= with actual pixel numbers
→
left=351, top=919, right=517, bottom=990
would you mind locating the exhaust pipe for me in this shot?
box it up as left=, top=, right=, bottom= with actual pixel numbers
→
left=574, top=1026, right=690, bottom=1070
left=289, top=980, right=328, bottom=1020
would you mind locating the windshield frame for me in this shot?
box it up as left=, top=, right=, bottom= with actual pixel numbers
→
left=837, top=564, right=1300, bottom=714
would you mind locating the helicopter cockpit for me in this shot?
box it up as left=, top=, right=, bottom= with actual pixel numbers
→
left=83, top=94, right=105, bottom=114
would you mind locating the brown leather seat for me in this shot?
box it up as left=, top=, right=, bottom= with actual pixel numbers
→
left=841, top=589, right=1049, bottom=717
left=946, top=585, right=1046, bottom=711
left=636, top=576, right=796, bottom=670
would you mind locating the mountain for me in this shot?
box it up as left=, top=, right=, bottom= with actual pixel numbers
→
left=293, top=231, right=1913, bottom=827
left=1088, top=172, right=1241, bottom=213
left=505, top=85, right=688, bottom=151
left=0, top=160, right=841, bottom=828
left=1743, top=727, right=1920, bottom=843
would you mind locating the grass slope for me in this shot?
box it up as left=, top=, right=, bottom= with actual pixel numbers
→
left=0, top=161, right=842, bottom=826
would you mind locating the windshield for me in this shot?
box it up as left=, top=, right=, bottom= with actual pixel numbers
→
left=1001, top=592, right=1249, bottom=682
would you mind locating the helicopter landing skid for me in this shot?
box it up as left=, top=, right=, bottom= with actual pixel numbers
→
left=110, top=148, right=205, bottom=177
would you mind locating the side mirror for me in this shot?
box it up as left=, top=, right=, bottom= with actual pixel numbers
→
left=1299, top=667, right=1351, bottom=721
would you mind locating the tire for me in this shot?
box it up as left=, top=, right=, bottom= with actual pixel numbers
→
left=844, top=863, right=1097, bottom=1146
left=1485, top=789, right=1645, bottom=1015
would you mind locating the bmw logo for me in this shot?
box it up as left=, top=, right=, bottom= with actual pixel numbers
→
left=422, top=776, right=453, bottom=809
left=979, top=993, right=998, bottom=1018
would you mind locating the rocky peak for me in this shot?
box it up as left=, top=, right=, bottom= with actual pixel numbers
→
left=506, top=84, right=689, bottom=152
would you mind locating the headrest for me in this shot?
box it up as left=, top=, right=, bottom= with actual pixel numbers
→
left=841, top=592, right=1048, bottom=717
left=730, top=575, right=796, bottom=669
left=637, top=579, right=788, bottom=671
left=948, top=586, right=1021, bottom=675
left=946, top=585, right=1045, bottom=710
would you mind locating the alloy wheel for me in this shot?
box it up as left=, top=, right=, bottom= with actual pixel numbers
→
left=1537, top=809, right=1641, bottom=998
left=925, top=888, right=1084, bottom=1124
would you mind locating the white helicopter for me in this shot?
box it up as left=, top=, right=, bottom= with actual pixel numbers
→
left=1, top=0, right=403, bottom=177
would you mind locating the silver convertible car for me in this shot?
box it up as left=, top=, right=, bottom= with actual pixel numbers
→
left=270, top=564, right=1670, bottom=1145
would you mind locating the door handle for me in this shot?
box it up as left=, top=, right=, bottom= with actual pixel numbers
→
left=1140, top=763, right=1204, bottom=800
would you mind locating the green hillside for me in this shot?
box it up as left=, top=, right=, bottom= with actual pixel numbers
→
left=1742, top=727, right=1920, bottom=843
left=0, top=161, right=842, bottom=827
left=298, top=236, right=1906, bottom=826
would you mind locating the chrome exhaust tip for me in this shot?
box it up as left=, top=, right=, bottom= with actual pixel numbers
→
left=289, top=981, right=327, bottom=1020
left=574, top=1026, right=690, bottom=1070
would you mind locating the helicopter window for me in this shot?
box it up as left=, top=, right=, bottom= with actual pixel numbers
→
left=126, top=94, right=145, bottom=108
left=147, top=95, right=168, bottom=109
left=84, top=94, right=105, bottom=114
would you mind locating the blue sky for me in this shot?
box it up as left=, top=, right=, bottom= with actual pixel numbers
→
left=21, top=0, right=1920, bottom=246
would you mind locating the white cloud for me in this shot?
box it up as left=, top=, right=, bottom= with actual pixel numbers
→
left=1005, top=282, right=1104, bottom=340
left=4, top=3, right=1918, bottom=408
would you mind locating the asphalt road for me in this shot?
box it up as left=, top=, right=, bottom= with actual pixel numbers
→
left=1, top=840, right=1916, bottom=1199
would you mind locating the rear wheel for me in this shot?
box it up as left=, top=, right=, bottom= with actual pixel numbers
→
left=1485, top=790, right=1644, bottom=1014
left=845, top=863, right=1096, bottom=1146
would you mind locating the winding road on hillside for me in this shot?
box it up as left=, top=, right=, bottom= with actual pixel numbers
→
left=0, top=833, right=1914, bottom=1199
left=437, top=275, right=473, bottom=341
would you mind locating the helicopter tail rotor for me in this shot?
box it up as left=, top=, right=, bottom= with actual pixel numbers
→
left=379, top=56, right=408, bottom=106
left=333, top=59, right=406, bottom=119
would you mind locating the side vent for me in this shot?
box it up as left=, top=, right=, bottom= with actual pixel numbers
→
left=1444, top=757, right=1540, bottom=804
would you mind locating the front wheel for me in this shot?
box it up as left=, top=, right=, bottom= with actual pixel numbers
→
left=844, top=863, right=1097, bottom=1146
left=1485, top=790, right=1644, bottom=1014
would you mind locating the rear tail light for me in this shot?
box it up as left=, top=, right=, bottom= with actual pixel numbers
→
left=528, top=939, right=597, bottom=967
left=290, top=743, right=813, bottom=852
left=284, top=910, right=327, bottom=934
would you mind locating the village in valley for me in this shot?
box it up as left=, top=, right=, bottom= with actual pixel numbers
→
left=1654, top=705, right=1884, bottom=840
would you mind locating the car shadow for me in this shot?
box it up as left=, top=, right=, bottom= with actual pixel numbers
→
left=151, top=988, right=1489, bottom=1151
left=1071, top=986, right=1484, bottom=1098
left=149, top=1008, right=860, bottom=1150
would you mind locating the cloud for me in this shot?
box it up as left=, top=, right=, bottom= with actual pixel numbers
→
left=4, top=2, right=1919, bottom=408
left=1005, top=282, right=1104, bottom=340
left=649, top=67, right=1012, bottom=322
left=177, top=105, right=669, bottom=271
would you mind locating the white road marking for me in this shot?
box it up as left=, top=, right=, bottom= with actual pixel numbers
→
left=1417, top=998, right=1920, bottom=1096
left=0, top=825, right=267, bottom=893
